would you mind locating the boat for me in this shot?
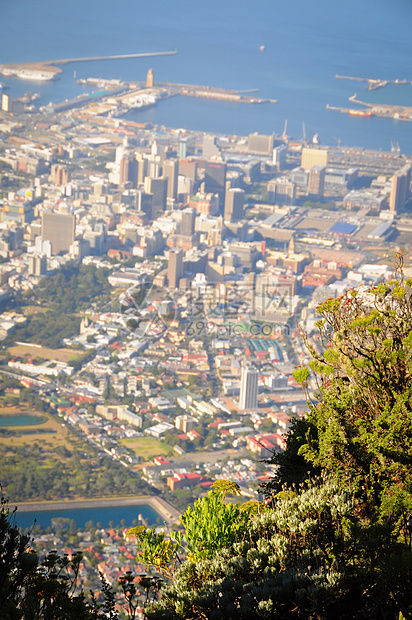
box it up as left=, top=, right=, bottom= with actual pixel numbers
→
left=349, top=109, right=373, bottom=117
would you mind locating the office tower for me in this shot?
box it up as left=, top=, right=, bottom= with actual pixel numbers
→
left=181, top=207, right=196, bottom=236
left=301, top=147, right=328, bottom=170
left=28, top=254, right=47, bottom=276
left=239, top=365, right=259, bottom=410
left=248, top=132, right=274, bottom=155
left=273, top=144, right=287, bottom=170
left=389, top=164, right=411, bottom=212
left=178, top=158, right=197, bottom=182
left=203, top=135, right=221, bottom=159
left=146, top=68, right=154, bottom=87
left=308, top=165, right=326, bottom=197
left=267, top=178, right=296, bottom=205
left=145, top=177, right=167, bottom=218
left=178, top=138, right=188, bottom=159
left=41, top=212, right=75, bottom=255
left=119, top=154, right=138, bottom=187
left=136, top=153, right=149, bottom=185
left=168, top=248, right=183, bottom=289
left=204, top=161, right=227, bottom=199
left=224, top=188, right=245, bottom=222
left=51, top=164, right=70, bottom=186
left=163, top=159, right=179, bottom=200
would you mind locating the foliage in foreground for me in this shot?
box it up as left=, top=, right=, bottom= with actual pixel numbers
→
left=133, top=263, right=412, bottom=619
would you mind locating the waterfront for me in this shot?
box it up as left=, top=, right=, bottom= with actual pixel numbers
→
left=2, top=0, right=412, bottom=151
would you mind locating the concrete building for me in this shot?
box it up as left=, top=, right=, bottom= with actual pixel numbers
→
left=248, top=132, right=274, bottom=155
left=204, top=161, right=227, bottom=198
left=239, top=365, right=259, bottom=410
left=41, top=211, right=75, bottom=255
left=203, top=135, right=221, bottom=159
left=168, top=247, right=183, bottom=289
left=301, top=147, right=328, bottom=170
left=163, top=159, right=179, bottom=201
left=28, top=254, right=47, bottom=276
left=175, top=414, right=196, bottom=433
left=224, top=187, right=245, bottom=222
left=389, top=164, right=411, bottom=212
left=145, top=177, right=167, bottom=218
left=267, top=178, right=296, bottom=205
left=308, top=165, right=326, bottom=197
left=181, top=207, right=196, bottom=236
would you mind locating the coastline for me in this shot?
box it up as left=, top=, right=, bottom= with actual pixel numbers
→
left=12, top=495, right=181, bottom=525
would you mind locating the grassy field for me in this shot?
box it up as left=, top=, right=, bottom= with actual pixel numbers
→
left=0, top=406, right=71, bottom=449
left=7, top=344, right=83, bottom=363
left=120, top=436, right=174, bottom=462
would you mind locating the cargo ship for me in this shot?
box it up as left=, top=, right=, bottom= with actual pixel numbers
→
left=349, top=109, right=373, bottom=117
left=0, top=67, right=56, bottom=81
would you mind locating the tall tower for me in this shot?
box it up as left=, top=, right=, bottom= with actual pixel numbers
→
left=308, top=165, right=326, bottom=197
left=181, top=208, right=196, bottom=236
left=168, top=248, right=183, bottom=289
left=145, top=177, right=167, bottom=218
left=224, top=188, right=245, bottom=222
left=41, top=212, right=75, bottom=255
left=146, top=68, right=154, bottom=88
left=239, top=365, right=258, bottom=411
left=389, top=164, right=411, bottom=213
left=163, top=159, right=179, bottom=200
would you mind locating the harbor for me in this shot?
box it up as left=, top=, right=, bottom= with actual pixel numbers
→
left=336, top=74, right=412, bottom=91
left=39, top=74, right=277, bottom=119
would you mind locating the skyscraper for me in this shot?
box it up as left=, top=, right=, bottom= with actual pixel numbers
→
left=301, top=147, right=328, bottom=170
left=308, top=165, right=326, bottom=197
left=168, top=248, right=183, bottom=289
left=41, top=212, right=75, bottom=255
left=239, top=365, right=259, bottom=410
left=119, top=154, right=138, bottom=187
left=163, top=159, right=179, bottom=200
left=204, top=161, right=227, bottom=197
left=145, top=177, right=167, bottom=218
left=389, top=164, right=411, bottom=213
left=181, top=208, right=196, bottom=236
left=224, top=188, right=245, bottom=222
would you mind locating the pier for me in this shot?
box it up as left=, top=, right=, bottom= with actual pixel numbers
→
left=0, top=51, right=177, bottom=81
left=336, top=74, right=412, bottom=91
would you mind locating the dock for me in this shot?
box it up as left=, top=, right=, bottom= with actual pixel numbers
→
left=336, top=74, right=412, bottom=91
left=0, top=51, right=177, bottom=81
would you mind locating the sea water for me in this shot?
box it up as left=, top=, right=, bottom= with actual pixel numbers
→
left=1, top=1, right=412, bottom=150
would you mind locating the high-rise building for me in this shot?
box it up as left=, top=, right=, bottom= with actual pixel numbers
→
left=178, top=138, right=188, bottom=159
left=239, top=365, right=259, bottom=410
left=28, top=254, right=47, bottom=276
left=248, top=132, right=274, bottom=155
left=203, top=135, right=221, bottom=159
left=179, top=158, right=197, bottom=182
left=168, top=248, right=183, bottom=289
left=204, top=161, right=227, bottom=197
left=308, top=165, right=326, bottom=197
left=181, top=208, right=196, bottom=236
left=145, top=177, right=167, bottom=218
left=224, top=188, right=245, bottom=222
left=301, top=147, right=328, bottom=170
left=41, top=211, right=75, bottom=255
left=51, top=164, right=70, bottom=186
left=389, top=164, right=411, bottom=212
left=267, top=178, right=296, bottom=205
left=163, top=159, right=179, bottom=200
left=119, top=154, right=138, bottom=187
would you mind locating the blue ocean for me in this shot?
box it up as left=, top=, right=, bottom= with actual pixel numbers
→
left=1, top=0, right=412, bottom=151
